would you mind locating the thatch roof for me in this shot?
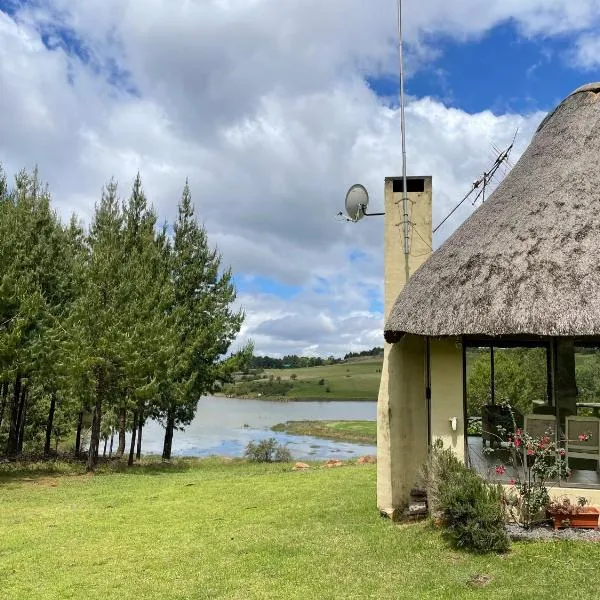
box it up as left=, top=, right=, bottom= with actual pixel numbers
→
left=384, top=83, right=600, bottom=342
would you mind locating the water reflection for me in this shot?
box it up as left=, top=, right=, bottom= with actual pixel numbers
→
left=129, top=396, right=377, bottom=460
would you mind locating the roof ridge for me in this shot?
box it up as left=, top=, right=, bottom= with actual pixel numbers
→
left=570, top=82, right=600, bottom=96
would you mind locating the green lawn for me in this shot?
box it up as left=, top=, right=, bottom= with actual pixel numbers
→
left=272, top=420, right=377, bottom=444
left=1, top=459, right=600, bottom=599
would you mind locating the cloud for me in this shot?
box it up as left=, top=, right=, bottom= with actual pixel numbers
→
left=0, top=1, right=584, bottom=356
left=570, top=34, right=600, bottom=70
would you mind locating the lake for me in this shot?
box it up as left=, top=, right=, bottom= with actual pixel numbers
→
left=133, top=396, right=377, bottom=460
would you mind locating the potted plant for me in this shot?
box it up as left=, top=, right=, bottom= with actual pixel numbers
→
left=547, top=496, right=600, bottom=530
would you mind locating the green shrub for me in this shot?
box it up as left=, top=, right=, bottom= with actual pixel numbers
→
left=244, top=438, right=292, bottom=463
left=423, top=440, right=509, bottom=554
left=439, top=471, right=509, bottom=553
left=318, top=378, right=325, bottom=385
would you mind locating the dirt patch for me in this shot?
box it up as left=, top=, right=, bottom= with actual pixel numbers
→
left=17, top=477, right=60, bottom=487
left=467, top=574, right=493, bottom=588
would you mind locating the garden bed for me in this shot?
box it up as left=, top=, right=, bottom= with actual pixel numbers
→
left=507, top=523, right=600, bottom=542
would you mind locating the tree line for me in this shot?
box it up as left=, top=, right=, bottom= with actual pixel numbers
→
left=249, top=347, right=384, bottom=370
left=250, top=355, right=333, bottom=370
left=343, top=347, right=383, bottom=360
left=0, top=166, right=248, bottom=470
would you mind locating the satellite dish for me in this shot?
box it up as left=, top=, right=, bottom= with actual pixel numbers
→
left=344, top=184, right=369, bottom=222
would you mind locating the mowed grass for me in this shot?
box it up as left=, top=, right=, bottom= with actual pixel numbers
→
left=2, top=460, right=600, bottom=599
left=272, top=420, right=377, bottom=444
left=265, top=357, right=382, bottom=400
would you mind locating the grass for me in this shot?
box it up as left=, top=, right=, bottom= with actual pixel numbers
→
left=272, top=420, right=377, bottom=444
left=2, top=459, right=600, bottom=599
left=225, top=357, right=383, bottom=401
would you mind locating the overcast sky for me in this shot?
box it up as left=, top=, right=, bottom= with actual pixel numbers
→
left=1, top=0, right=599, bottom=357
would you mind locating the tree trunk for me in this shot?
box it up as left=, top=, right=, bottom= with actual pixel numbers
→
left=0, top=381, right=9, bottom=431
left=75, top=409, right=84, bottom=457
left=109, top=428, right=114, bottom=458
left=136, top=410, right=143, bottom=460
left=44, top=392, right=57, bottom=457
left=86, top=368, right=104, bottom=472
left=116, top=406, right=126, bottom=458
left=128, top=410, right=138, bottom=466
left=162, top=408, right=175, bottom=461
left=6, top=373, right=21, bottom=458
left=102, top=436, right=108, bottom=458
left=16, top=386, right=28, bottom=455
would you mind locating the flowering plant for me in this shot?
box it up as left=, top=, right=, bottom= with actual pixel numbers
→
left=486, top=404, right=591, bottom=527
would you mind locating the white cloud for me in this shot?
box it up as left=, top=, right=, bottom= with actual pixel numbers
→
left=0, top=1, right=587, bottom=356
left=570, top=34, right=600, bottom=70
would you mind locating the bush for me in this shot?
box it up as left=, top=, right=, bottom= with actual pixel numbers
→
left=244, top=438, right=292, bottom=463
left=423, top=440, right=509, bottom=554
left=440, top=472, right=509, bottom=553
left=318, top=378, right=325, bottom=385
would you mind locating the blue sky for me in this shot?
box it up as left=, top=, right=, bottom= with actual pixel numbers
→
left=1, top=0, right=599, bottom=356
left=370, top=20, right=596, bottom=115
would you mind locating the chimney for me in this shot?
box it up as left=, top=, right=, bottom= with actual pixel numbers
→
left=377, top=175, right=432, bottom=519
left=382, top=176, right=432, bottom=318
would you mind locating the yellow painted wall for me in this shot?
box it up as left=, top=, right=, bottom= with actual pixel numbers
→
left=502, top=486, right=600, bottom=508
left=377, top=335, right=428, bottom=517
left=429, top=337, right=465, bottom=461
left=377, top=176, right=432, bottom=517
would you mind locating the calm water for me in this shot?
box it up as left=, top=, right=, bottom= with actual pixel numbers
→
left=132, top=396, right=377, bottom=460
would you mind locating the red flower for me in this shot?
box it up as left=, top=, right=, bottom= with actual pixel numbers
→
left=515, top=438, right=522, bottom=447
left=527, top=448, right=534, bottom=456
left=509, top=479, right=516, bottom=485
left=495, top=465, right=506, bottom=475
left=579, top=433, right=590, bottom=442
left=559, top=449, right=566, bottom=456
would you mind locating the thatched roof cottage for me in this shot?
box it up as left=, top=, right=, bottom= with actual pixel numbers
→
left=377, top=83, right=600, bottom=518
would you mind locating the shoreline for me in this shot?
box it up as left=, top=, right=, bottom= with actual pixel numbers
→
left=271, top=420, right=376, bottom=444
left=216, top=394, right=376, bottom=402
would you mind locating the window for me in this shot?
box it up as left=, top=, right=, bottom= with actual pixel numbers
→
left=465, top=341, right=550, bottom=484
left=464, top=338, right=600, bottom=489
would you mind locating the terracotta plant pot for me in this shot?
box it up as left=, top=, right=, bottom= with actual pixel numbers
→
left=547, top=506, right=600, bottom=530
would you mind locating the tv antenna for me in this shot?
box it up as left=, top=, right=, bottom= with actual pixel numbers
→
left=433, top=131, right=518, bottom=235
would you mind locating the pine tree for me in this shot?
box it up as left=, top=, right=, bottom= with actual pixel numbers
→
left=69, top=181, right=127, bottom=470
left=161, top=181, right=243, bottom=459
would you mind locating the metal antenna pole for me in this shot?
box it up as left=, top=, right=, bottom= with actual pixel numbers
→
left=396, top=0, right=409, bottom=257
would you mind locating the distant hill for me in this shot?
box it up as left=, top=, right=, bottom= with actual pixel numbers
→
left=221, top=356, right=383, bottom=401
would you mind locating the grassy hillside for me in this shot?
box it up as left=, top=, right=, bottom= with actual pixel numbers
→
left=272, top=420, right=376, bottom=443
left=223, top=357, right=383, bottom=401
left=2, top=459, right=600, bottom=599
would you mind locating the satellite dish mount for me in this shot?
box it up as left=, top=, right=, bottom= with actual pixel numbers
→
left=342, top=184, right=384, bottom=222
